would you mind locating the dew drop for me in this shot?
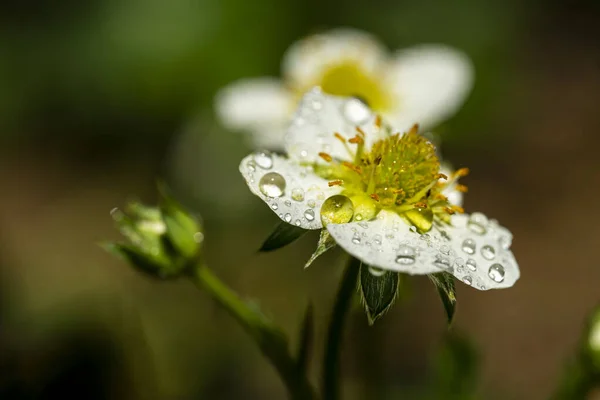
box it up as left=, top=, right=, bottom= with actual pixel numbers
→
left=311, top=99, right=323, bottom=110
left=271, top=203, right=278, bottom=210
left=259, top=172, right=286, bottom=198
left=395, top=245, right=416, bottom=265
left=355, top=213, right=363, bottom=221
left=284, top=200, right=292, bottom=207
left=307, top=199, right=316, bottom=208
left=352, top=232, right=362, bottom=244
left=499, top=235, right=512, bottom=250
left=291, top=188, right=305, bottom=202
left=467, top=212, right=488, bottom=235
left=466, top=258, right=477, bottom=271
left=294, top=219, right=302, bottom=226
left=246, top=160, right=256, bottom=172
left=455, top=257, right=465, bottom=267
left=343, top=98, right=371, bottom=125
left=410, top=226, right=417, bottom=233
left=488, top=263, right=505, bottom=283
left=433, top=254, right=452, bottom=271
left=373, top=234, right=382, bottom=245
left=253, top=151, right=273, bottom=169
left=481, top=245, right=496, bottom=260
left=463, top=275, right=473, bottom=286
left=284, top=213, right=292, bottom=223
left=461, top=238, right=476, bottom=255
left=320, top=195, right=354, bottom=225
left=368, top=266, right=386, bottom=277
left=301, top=210, right=314, bottom=222
left=440, top=245, right=450, bottom=255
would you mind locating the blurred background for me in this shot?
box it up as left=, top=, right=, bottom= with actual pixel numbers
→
left=1, top=0, right=600, bottom=398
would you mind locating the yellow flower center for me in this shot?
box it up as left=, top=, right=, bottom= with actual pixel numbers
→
left=316, top=124, right=467, bottom=232
left=299, top=61, right=392, bottom=112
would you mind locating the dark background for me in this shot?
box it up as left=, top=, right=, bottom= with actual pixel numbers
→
left=1, top=0, right=600, bottom=398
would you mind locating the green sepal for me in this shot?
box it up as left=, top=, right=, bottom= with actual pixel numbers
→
left=358, top=264, right=400, bottom=325
left=101, top=242, right=182, bottom=279
left=259, top=221, right=307, bottom=252
left=428, top=272, right=457, bottom=326
left=157, top=182, right=202, bottom=259
left=304, top=230, right=336, bottom=268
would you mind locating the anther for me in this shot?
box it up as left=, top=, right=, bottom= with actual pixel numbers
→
left=318, top=152, right=333, bottom=162
left=355, top=126, right=366, bottom=137
left=455, top=184, right=468, bottom=193
left=451, top=205, right=464, bottom=213
left=342, top=162, right=362, bottom=174
left=328, top=180, right=344, bottom=187
left=437, top=173, right=448, bottom=180
left=370, top=193, right=380, bottom=202
left=348, top=135, right=364, bottom=145
left=454, top=168, right=470, bottom=177
left=375, top=115, right=382, bottom=128
left=407, top=124, right=419, bottom=135
left=333, top=132, right=346, bottom=143
left=414, top=202, right=428, bottom=209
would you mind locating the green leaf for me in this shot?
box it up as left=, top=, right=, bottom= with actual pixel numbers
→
left=259, top=221, right=307, bottom=252
left=157, top=182, right=202, bottom=259
left=296, top=303, right=314, bottom=374
left=428, top=272, right=457, bottom=325
left=304, top=230, right=336, bottom=268
left=358, top=264, right=400, bottom=325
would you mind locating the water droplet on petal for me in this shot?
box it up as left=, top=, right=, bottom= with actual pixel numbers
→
left=481, top=245, right=496, bottom=260
left=246, top=160, right=256, bottom=172
left=294, top=219, right=301, bottom=226
left=455, top=257, right=465, bottom=267
left=461, top=238, right=476, bottom=255
left=291, top=188, right=305, bottom=201
left=352, top=232, right=362, bottom=244
left=373, top=234, right=382, bottom=245
left=311, top=99, right=322, bottom=110
left=466, top=258, right=477, bottom=271
left=463, top=275, right=473, bottom=286
left=253, top=151, right=273, bottom=169
left=355, top=213, right=363, bottom=221
left=271, top=203, right=278, bottom=210
left=343, top=98, right=371, bottom=125
left=409, top=226, right=417, bottom=233
left=368, top=266, right=385, bottom=277
left=433, top=254, right=452, bottom=271
left=395, top=245, right=416, bottom=265
left=320, top=195, right=354, bottom=225
left=259, top=172, right=286, bottom=198
left=499, top=235, right=511, bottom=250
left=440, top=245, right=450, bottom=255
left=467, top=212, right=488, bottom=235
left=488, top=263, right=505, bottom=283
left=307, top=199, right=316, bottom=208
left=304, top=209, right=315, bottom=221
left=284, top=213, right=292, bottom=223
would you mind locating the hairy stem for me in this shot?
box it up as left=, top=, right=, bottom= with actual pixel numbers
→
left=191, top=264, right=316, bottom=400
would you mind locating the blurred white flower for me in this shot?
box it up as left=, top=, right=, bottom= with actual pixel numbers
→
left=218, top=28, right=474, bottom=149
left=239, top=89, right=518, bottom=291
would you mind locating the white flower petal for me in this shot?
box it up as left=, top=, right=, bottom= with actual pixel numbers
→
left=327, top=210, right=519, bottom=290
left=385, top=45, right=474, bottom=130
left=215, top=78, right=293, bottom=148
left=326, top=210, right=444, bottom=275
left=284, top=88, right=383, bottom=163
left=440, top=163, right=463, bottom=207
left=440, top=213, right=518, bottom=290
left=282, top=28, right=387, bottom=90
left=239, top=152, right=341, bottom=229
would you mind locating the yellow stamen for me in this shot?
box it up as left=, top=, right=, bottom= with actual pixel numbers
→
left=454, top=168, right=470, bottom=178
left=328, top=180, right=344, bottom=187
left=455, top=184, right=469, bottom=193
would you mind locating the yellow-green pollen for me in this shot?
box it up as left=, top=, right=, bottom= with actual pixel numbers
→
left=295, top=61, right=393, bottom=112
left=316, top=124, right=468, bottom=232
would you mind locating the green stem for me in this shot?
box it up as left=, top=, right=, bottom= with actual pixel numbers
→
left=322, top=256, right=361, bottom=400
left=191, top=264, right=316, bottom=400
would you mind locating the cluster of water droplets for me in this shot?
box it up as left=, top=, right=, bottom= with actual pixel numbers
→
left=241, top=150, right=330, bottom=229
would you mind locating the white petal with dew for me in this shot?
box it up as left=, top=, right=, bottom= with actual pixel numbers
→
left=285, top=89, right=384, bottom=164
left=385, top=45, right=474, bottom=130
left=327, top=210, right=519, bottom=290
left=440, top=163, right=463, bottom=207
left=326, top=210, right=444, bottom=275
left=239, top=152, right=341, bottom=230
left=282, top=28, right=387, bottom=90
left=215, top=78, right=293, bottom=148
left=441, top=213, right=518, bottom=290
